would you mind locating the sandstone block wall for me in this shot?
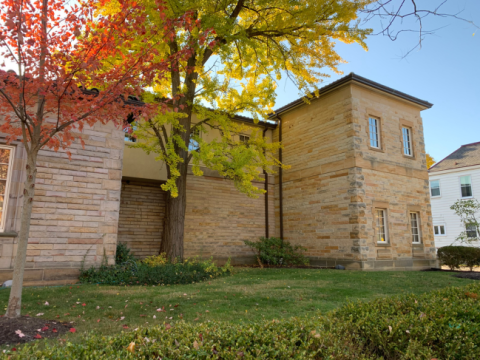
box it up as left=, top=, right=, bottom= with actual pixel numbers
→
left=118, top=179, right=165, bottom=258
left=184, top=172, right=275, bottom=264
left=0, top=121, right=125, bottom=283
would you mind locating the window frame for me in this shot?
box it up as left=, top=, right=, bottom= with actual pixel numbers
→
left=429, top=179, right=441, bottom=198
left=0, top=145, right=15, bottom=233
left=459, top=175, right=473, bottom=199
left=239, top=134, right=250, bottom=144
left=433, top=224, right=446, bottom=237
left=375, top=208, right=389, bottom=244
left=402, top=126, right=413, bottom=157
left=409, top=212, right=421, bottom=244
left=368, top=117, right=381, bottom=150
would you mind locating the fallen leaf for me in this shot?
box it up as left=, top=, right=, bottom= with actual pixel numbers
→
left=52, top=328, right=58, bottom=333
left=96, top=306, right=100, bottom=310
left=41, top=326, right=49, bottom=331
left=34, top=334, right=42, bottom=339
left=153, top=315, right=156, bottom=319
left=165, top=324, right=171, bottom=330
left=44, top=301, right=49, bottom=306
left=15, top=330, right=25, bottom=338
left=36, top=313, right=44, bottom=316
left=120, top=317, right=125, bottom=321
left=97, top=319, right=100, bottom=323
left=69, top=328, right=76, bottom=333
left=126, top=342, right=135, bottom=353
left=82, top=303, right=86, bottom=307
left=123, top=325, right=129, bottom=329
left=388, top=326, right=392, bottom=333
left=193, top=340, right=199, bottom=350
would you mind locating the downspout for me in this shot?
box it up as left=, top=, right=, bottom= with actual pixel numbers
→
left=277, top=115, right=284, bottom=241
left=262, top=127, right=269, bottom=238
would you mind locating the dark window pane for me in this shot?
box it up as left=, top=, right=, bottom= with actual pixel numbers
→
left=461, top=185, right=472, bottom=197
left=440, top=226, right=445, bottom=235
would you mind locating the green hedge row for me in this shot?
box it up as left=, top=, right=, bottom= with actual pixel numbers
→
left=9, top=282, right=480, bottom=359
left=79, top=258, right=233, bottom=286
left=438, top=245, right=480, bottom=270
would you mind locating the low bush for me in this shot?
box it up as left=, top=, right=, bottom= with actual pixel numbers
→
left=244, top=237, right=309, bottom=266
left=114, top=242, right=135, bottom=265
left=9, top=283, right=480, bottom=359
left=438, top=245, right=480, bottom=270
left=142, top=253, right=168, bottom=267
left=79, top=257, right=233, bottom=286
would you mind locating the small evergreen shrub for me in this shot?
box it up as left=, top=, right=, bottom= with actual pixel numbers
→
left=115, top=242, right=135, bottom=265
left=10, top=283, right=480, bottom=359
left=79, top=257, right=232, bottom=286
left=143, top=253, right=168, bottom=267
left=245, top=237, right=309, bottom=266
left=438, top=245, right=480, bottom=270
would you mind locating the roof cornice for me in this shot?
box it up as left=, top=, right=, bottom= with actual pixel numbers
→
left=269, top=73, right=433, bottom=118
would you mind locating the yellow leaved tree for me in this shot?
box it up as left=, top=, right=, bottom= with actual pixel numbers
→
left=426, top=153, right=436, bottom=168
left=100, top=0, right=373, bottom=260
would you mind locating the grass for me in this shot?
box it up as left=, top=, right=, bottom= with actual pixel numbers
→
left=0, top=268, right=474, bottom=350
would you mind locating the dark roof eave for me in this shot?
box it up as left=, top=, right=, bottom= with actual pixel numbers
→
left=268, top=73, right=433, bottom=119
left=232, top=115, right=277, bottom=129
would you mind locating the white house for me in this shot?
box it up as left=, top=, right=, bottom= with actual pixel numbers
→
left=429, top=142, right=480, bottom=248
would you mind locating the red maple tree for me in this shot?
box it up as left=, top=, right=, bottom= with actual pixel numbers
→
left=0, top=0, right=193, bottom=318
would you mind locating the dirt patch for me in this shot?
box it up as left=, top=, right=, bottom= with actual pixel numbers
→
left=0, top=316, right=71, bottom=346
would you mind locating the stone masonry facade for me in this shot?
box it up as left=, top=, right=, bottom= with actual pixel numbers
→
left=0, top=122, right=125, bottom=285
left=0, top=74, right=437, bottom=284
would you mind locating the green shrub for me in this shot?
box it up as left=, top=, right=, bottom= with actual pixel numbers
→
left=438, top=245, right=480, bottom=270
left=245, top=237, right=309, bottom=266
left=142, top=253, right=168, bottom=267
left=9, top=283, right=480, bottom=359
left=115, top=242, right=135, bottom=265
left=79, top=257, right=233, bottom=286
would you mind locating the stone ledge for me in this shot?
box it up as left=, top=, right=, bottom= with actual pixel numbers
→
left=0, top=231, right=18, bottom=238
left=0, top=268, right=80, bottom=285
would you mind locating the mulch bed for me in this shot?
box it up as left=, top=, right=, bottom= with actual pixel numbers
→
left=423, top=267, right=480, bottom=281
left=0, top=316, right=71, bottom=346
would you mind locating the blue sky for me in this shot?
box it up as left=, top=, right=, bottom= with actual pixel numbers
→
left=273, top=0, right=480, bottom=164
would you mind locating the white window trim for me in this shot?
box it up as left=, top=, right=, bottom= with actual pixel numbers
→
left=402, top=127, right=413, bottom=156
left=459, top=175, right=473, bottom=199
left=368, top=117, right=381, bottom=149
left=433, top=224, right=447, bottom=237
left=409, top=212, right=421, bottom=244
left=429, top=179, right=441, bottom=198
left=0, top=145, right=15, bottom=233
left=375, top=208, right=389, bottom=243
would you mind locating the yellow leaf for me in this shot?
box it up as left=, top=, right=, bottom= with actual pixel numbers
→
left=126, top=342, right=135, bottom=353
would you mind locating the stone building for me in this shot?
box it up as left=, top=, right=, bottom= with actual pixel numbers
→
left=0, top=73, right=437, bottom=284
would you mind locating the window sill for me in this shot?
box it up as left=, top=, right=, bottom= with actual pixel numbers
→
left=430, top=196, right=441, bottom=199
left=0, top=231, right=18, bottom=238
left=376, top=242, right=390, bottom=247
left=368, top=146, right=384, bottom=153
left=412, top=243, right=423, bottom=247
left=461, top=196, right=474, bottom=199
left=402, top=154, right=415, bottom=160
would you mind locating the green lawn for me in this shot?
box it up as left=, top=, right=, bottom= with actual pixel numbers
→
left=0, top=268, right=474, bottom=347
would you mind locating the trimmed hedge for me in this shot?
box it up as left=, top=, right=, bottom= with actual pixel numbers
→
left=438, top=245, right=480, bottom=270
left=244, top=237, right=309, bottom=266
left=79, top=258, right=233, bottom=286
left=9, top=283, right=480, bottom=359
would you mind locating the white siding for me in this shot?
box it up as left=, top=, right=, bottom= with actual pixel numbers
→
left=429, top=166, right=480, bottom=248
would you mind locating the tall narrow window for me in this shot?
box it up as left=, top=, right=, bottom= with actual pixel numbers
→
left=369, top=117, right=380, bottom=148
left=460, top=175, right=472, bottom=198
left=430, top=180, right=440, bottom=197
left=402, top=127, right=412, bottom=156
left=375, top=209, right=388, bottom=243
left=0, top=146, right=14, bottom=232
left=410, top=212, right=421, bottom=243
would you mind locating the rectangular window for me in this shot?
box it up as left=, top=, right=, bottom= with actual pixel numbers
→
left=410, top=212, right=421, bottom=243
left=188, top=127, right=201, bottom=151
left=375, top=209, right=388, bottom=243
left=460, top=175, right=472, bottom=198
left=0, top=146, right=14, bottom=232
left=466, top=224, right=477, bottom=238
left=434, top=225, right=446, bottom=236
left=369, top=117, right=380, bottom=148
left=239, top=134, right=250, bottom=143
left=402, top=127, right=412, bottom=156
left=430, top=180, right=440, bottom=197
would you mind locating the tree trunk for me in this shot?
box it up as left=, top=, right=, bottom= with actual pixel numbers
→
left=161, top=163, right=188, bottom=261
left=6, top=153, right=38, bottom=318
